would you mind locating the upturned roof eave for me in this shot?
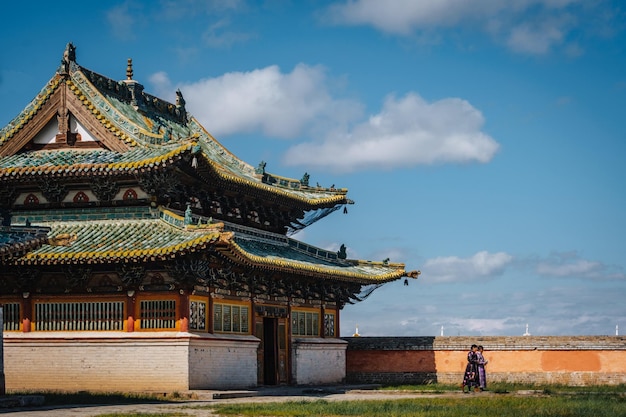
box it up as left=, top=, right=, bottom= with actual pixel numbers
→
left=0, top=141, right=197, bottom=179
left=214, top=239, right=407, bottom=284
left=9, top=224, right=223, bottom=267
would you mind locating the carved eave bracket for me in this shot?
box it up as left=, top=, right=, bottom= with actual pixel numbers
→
left=55, top=107, right=81, bottom=146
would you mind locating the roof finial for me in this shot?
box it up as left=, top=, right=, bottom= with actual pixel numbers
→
left=59, top=42, right=76, bottom=75
left=126, top=58, right=133, bottom=80
left=63, top=42, right=76, bottom=64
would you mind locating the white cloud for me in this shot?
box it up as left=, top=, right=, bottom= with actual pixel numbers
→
left=157, top=0, right=244, bottom=19
left=535, top=251, right=625, bottom=280
left=447, top=317, right=511, bottom=334
left=324, top=0, right=594, bottom=55
left=150, top=68, right=497, bottom=173
left=107, top=1, right=141, bottom=41
left=153, top=64, right=362, bottom=139
left=284, top=93, right=499, bottom=172
left=341, top=277, right=626, bottom=336
left=149, top=71, right=172, bottom=91
left=325, top=0, right=501, bottom=33
left=422, top=251, right=513, bottom=283
left=201, top=18, right=255, bottom=48
left=506, top=20, right=565, bottom=54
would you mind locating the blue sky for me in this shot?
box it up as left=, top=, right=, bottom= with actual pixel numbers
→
left=1, top=0, right=625, bottom=337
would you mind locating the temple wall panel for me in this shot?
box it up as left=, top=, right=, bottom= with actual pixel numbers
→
left=188, top=335, right=259, bottom=389
left=291, top=338, right=347, bottom=385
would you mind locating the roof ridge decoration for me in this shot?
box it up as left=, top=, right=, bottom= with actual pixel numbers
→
left=62, top=41, right=188, bottom=127
left=159, top=206, right=226, bottom=233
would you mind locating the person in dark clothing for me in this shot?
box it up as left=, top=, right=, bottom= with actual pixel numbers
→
left=461, top=344, right=479, bottom=392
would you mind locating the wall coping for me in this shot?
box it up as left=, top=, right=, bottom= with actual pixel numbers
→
left=293, top=337, right=348, bottom=346
left=342, top=336, right=626, bottom=351
left=4, top=331, right=259, bottom=343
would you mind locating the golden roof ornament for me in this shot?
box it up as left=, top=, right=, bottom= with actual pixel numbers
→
left=126, top=58, right=133, bottom=80
left=48, top=233, right=78, bottom=247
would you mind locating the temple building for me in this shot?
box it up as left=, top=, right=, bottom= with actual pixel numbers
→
left=0, top=43, right=418, bottom=392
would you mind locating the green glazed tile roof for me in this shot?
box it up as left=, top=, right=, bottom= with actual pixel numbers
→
left=7, top=206, right=406, bottom=283
left=10, top=208, right=222, bottom=265
left=0, top=142, right=194, bottom=178
left=218, top=223, right=407, bottom=284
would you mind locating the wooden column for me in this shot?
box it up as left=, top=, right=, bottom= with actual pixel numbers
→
left=179, top=290, right=189, bottom=332
left=126, top=291, right=136, bottom=332
left=21, top=295, right=32, bottom=333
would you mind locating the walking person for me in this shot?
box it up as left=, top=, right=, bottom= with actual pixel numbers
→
left=461, top=344, right=479, bottom=393
left=476, top=345, right=488, bottom=391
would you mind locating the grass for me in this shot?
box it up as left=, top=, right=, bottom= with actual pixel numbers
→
left=94, top=414, right=188, bottom=417
left=204, top=394, right=626, bottom=417
left=6, top=390, right=193, bottom=405
left=199, top=384, right=626, bottom=417
left=8, top=384, right=626, bottom=417
left=380, top=382, right=626, bottom=394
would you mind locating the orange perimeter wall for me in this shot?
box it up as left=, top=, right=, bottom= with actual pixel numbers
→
left=344, top=336, right=626, bottom=386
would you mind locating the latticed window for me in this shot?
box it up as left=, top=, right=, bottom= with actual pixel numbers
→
left=3, top=303, right=21, bottom=331
left=34, top=301, right=124, bottom=331
left=292, top=311, right=319, bottom=336
left=189, top=300, right=207, bottom=331
left=213, top=303, right=249, bottom=334
left=324, top=312, right=335, bottom=337
left=140, top=299, right=176, bottom=329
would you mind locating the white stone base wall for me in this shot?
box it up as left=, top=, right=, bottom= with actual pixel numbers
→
left=4, top=332, right=259, bottom=392
left=188, top=334, right=259, bottom=389
left=291, top=338, right=347, bottom=385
